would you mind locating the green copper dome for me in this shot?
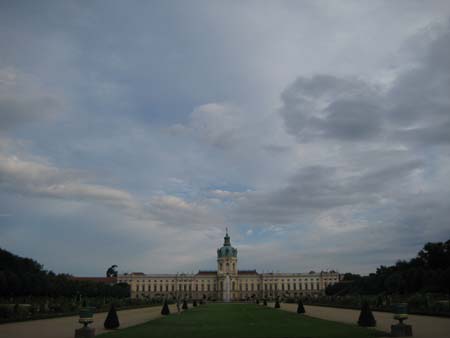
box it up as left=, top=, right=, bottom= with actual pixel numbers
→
left=217, top=230, right=237, bottom=258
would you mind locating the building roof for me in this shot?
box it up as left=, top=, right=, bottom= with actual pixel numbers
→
left=238, top=270, right=258, bottom=275
left=217, top=230, right=238, bottom=258
left=197, top=270, right=217, bottom=275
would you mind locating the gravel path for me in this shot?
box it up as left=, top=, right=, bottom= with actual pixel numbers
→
left=0, top=304, right=179, bottom=338
left=280, top=303, right=450, bottom=338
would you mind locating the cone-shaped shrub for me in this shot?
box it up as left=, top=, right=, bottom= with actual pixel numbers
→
left=193, top=300, right=198, bottom=307
left=104, top=303, right=120, bottom=329
left=263, top=299, right=267, bottom=306
left=274, top=299, right=280, bottom=308
left=256, top=299, right=260, bottom=305
left=199, top=299, right=204, bottom=305
left=297, top=300, right=305, bottom=314
left=182, top=300, right=188, bottom=310
left=358, top=301, right=376, bottom=327
left=161, top=299, right=170, bottom=316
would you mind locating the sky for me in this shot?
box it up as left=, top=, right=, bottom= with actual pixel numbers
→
left=1, top=0, right=450, bottom=276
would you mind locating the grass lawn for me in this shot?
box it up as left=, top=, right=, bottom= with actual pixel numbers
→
left=100, top=303, right=386, bottom=338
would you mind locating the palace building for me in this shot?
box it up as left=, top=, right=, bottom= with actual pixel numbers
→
left=117, top=231, right=341, bottom=301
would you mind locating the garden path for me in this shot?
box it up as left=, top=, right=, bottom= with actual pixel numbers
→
left=0, top=304, right=179, bottom=338
left=280, top=303, right=450, bottom=338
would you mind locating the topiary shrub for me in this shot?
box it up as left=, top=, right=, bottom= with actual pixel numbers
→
left=275, top=299, right=280, bottom=308
left=104, top=303, right=120, bottom=329
left=358, top=301, right=376, bottom=327
left=182, top=299, right=188, bottom=310
left=193, top=300, right=198, bottom=307
left=263, top=299, right=267, bottom=306
left=161, top=299, right=170, bottom=316
left=256, top=299, right=260, bottom=305
left=297, top=300, right=305, bottom=314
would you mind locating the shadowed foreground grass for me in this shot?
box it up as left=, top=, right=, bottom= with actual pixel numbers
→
left=100, top=303, right=386, bottom=338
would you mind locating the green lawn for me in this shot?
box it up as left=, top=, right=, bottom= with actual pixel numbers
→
left=100, top=303, right=386, bottom=338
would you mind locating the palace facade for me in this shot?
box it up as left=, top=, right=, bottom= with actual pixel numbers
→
left=117, top=231, right=341, bottom=301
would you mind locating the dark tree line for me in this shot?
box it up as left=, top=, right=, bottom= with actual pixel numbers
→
left=0, top=248, right=129, bottom=298
left=326, top=240, right=450, bottom=296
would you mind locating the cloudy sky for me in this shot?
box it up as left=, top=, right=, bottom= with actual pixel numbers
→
left=1, top=1, right=450, bottom=276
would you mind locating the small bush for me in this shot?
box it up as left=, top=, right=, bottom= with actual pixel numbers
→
left=297, top=300, right=305, bottom=314
left=358, top=301, right=376, bottom=327
left=0, top=305, right=14, bottom=319
left=263, top=299, right=267, bottom=306
left=275, top=299, right=280, bottom=308
left=182, top=300, right=188, bottom=310
left=104, top=304, right=120, bottom=329
left=193, top=300, right=198, bottom=307
left=161, top=300, right=170, bottom=315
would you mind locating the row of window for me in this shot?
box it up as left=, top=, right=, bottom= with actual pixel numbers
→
left=125, top=277, right=337, bottom=284
left=134, top=282, right=329, bottom=292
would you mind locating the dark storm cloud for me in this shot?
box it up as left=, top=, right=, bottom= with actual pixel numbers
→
left=281, top=22, right=450, bottom=147
left=280, top=75, right=382, bottom=142
left=231, top=158, right=424, bottom=226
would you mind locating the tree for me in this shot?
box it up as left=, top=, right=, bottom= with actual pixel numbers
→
left=357, top=301, right=376, bottom=327
left=297, top=300, right=305, bottom=314
left=104, top=304, right=120, bottom=329
left=418, top=241, right=450, bottom=269
left=384, top=272, right=405, bottom=294
left=161, top=299, right=170, bottom=315
left=274, top=299, right=280, bottom=308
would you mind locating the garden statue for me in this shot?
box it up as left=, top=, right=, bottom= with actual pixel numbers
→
left=75, top=306, right=95, bottom=338
left=106, top=265, right=118, bottom=278
left=391, top=303, right=412, bottom=337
